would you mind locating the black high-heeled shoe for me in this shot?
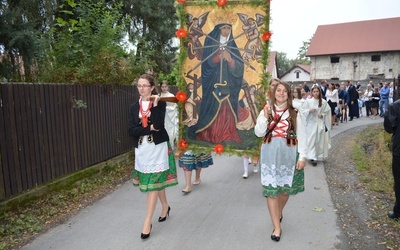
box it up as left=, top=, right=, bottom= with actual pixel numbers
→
left=280, top=214, right=283, bottom=223
left=141, top=224, right=152, bottom=239
left=158, top=206, right=171, bottom=222
left=271, top=229, right=282, bottom=242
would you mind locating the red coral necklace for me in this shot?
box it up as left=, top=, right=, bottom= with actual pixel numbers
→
left=139, top=99, right=152, bottom=128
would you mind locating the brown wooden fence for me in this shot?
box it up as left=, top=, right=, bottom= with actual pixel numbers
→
left=0, top=83, right=147, bottom=201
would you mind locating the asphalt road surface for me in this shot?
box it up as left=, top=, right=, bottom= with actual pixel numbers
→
left=22, top=116, right=383, bottom=250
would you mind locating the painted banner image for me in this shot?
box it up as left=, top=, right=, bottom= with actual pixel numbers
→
left=178, top=2, right=270, bottom=152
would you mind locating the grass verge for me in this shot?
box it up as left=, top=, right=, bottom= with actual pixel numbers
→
left=352, top=124, right=400, bottom=248
left=352, top=125, right=393, bottom=193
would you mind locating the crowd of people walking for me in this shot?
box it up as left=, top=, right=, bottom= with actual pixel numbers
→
left=129, top=73, right=397, bottom=242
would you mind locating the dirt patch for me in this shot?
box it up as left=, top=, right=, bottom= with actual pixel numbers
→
left=325, top=125, right=400, bottom=250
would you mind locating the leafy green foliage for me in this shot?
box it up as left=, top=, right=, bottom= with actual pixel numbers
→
left=0, top=0, right=44, bottom=81
left=297, top=37, right=311, bottom=62
left=35, top=0, right=142, bottom=84
left=122, top=0, right=178, bottom=74
left=277, top=52, right=293, bottom=76
left=1, top=0, right=178, bottom=83
left=158, top=63, right=180, bottom=86
left=277, top=50, right=311, bottom=77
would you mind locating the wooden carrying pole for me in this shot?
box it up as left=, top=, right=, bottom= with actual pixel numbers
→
left=150, top=96, right=179, bottom=103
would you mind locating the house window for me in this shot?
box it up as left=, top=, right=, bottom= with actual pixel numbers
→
left=330, top=56, right=339, bottom=63
left=371, top=55, right=381, bottom=61
left=294, top=70, right=301, bottom=79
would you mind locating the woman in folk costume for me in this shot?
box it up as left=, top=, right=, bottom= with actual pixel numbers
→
left=128, top=74, right=178, bottom=240
left=302, top=84, right=331, bottom=166
left=179, top=150, right=213, bottom=194
left=254, top=81, right=308, bottom=242
left=160, top=80, right=179, bottom=150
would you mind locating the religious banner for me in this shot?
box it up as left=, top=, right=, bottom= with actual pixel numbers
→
left=175, top=0, right=271, bottom=155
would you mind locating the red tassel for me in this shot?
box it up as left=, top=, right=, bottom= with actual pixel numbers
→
left=142, top=116, right=148, bottom=128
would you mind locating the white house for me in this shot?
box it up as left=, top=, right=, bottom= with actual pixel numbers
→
left=280, top=64, right=311, bottom=83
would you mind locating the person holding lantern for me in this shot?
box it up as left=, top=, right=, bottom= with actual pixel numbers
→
left=179, top=150, right=213, bottom=194
left=254, top=80, right=308, bottom=242
left=128, top=73, right=178, bottom=240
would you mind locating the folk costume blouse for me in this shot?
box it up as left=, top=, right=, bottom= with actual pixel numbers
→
left=129, top=100, right=169, bottom=173
left=129, top=99, right=178, bottom=192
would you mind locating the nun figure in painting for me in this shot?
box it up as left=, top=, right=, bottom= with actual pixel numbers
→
left=192, top=22, right=245, bottom=144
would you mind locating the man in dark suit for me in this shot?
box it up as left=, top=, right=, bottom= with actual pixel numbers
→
left=384, top=99, right=400, bottom=220
left=320, top=80, right=327, bottom=100
left=347, top=81, right=359, bottom=120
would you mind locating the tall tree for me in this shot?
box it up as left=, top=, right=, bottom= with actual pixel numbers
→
left=0, top=0, right=62, bottom=81
left=36, top=0, right=141, bottom=84
left=1, top=0, right=38, bottom=81
left=297, top=37, right=311, bottom=63
left=0, top=0, right=179, bottom=82
left=121, top=0, right=178, bottom=75
left=276, top=52, right=293, bottom=77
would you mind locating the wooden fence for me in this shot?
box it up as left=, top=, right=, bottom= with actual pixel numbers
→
left=0, top=83, right=162, bottom=201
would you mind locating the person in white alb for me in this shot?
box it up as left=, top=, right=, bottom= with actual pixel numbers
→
left=301, top=84, right=331, bottom=166
left=160, top=80, right=179, bottom=150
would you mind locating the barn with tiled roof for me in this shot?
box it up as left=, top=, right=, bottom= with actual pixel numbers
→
left=306, top=17, right=400, bottom=81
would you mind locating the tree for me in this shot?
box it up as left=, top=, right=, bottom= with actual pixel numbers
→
left=121, top=0, right=178, bottom=75
left=0, top=0, right=60, bottom=81
left=297, top=37, right=312, bottom=63
left=34, top=0, right=148, bottom=84
left=0, top=0, right=179, bottom=83
left=276, top=52, right=293, bottom=77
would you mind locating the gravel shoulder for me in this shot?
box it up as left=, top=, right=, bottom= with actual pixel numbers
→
left=325, top=125, right=399, bottom=250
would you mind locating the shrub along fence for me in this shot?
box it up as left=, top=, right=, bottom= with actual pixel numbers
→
left=0, top=83, right=168, bottom=201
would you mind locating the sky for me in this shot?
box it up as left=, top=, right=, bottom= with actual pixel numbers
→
left=269, top=0, right=400, bottom=59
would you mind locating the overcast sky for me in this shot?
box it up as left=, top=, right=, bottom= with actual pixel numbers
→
left=269, top=0, right=400, bottom=59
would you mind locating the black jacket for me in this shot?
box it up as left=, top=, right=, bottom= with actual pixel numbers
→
left=384, top=99, right=400, bottom=156
left=128, top=100, right=169, bottom=148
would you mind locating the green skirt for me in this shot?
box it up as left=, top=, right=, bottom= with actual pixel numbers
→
left=132, top=145, right=178, bottom=192
left=262, top=167, right=304, bottom=198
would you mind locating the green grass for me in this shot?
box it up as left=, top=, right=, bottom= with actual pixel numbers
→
left=352, top=124, right=393, bottom=194
left=351, top=124, right=400, bottom=249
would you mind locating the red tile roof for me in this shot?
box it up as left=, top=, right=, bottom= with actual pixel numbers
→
left=306, top=17, right=400, bottom=56
left=297, top=64, right=311, bottom=74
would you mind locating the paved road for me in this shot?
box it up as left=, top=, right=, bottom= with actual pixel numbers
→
left=22, top=116, right=383, bottom=250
